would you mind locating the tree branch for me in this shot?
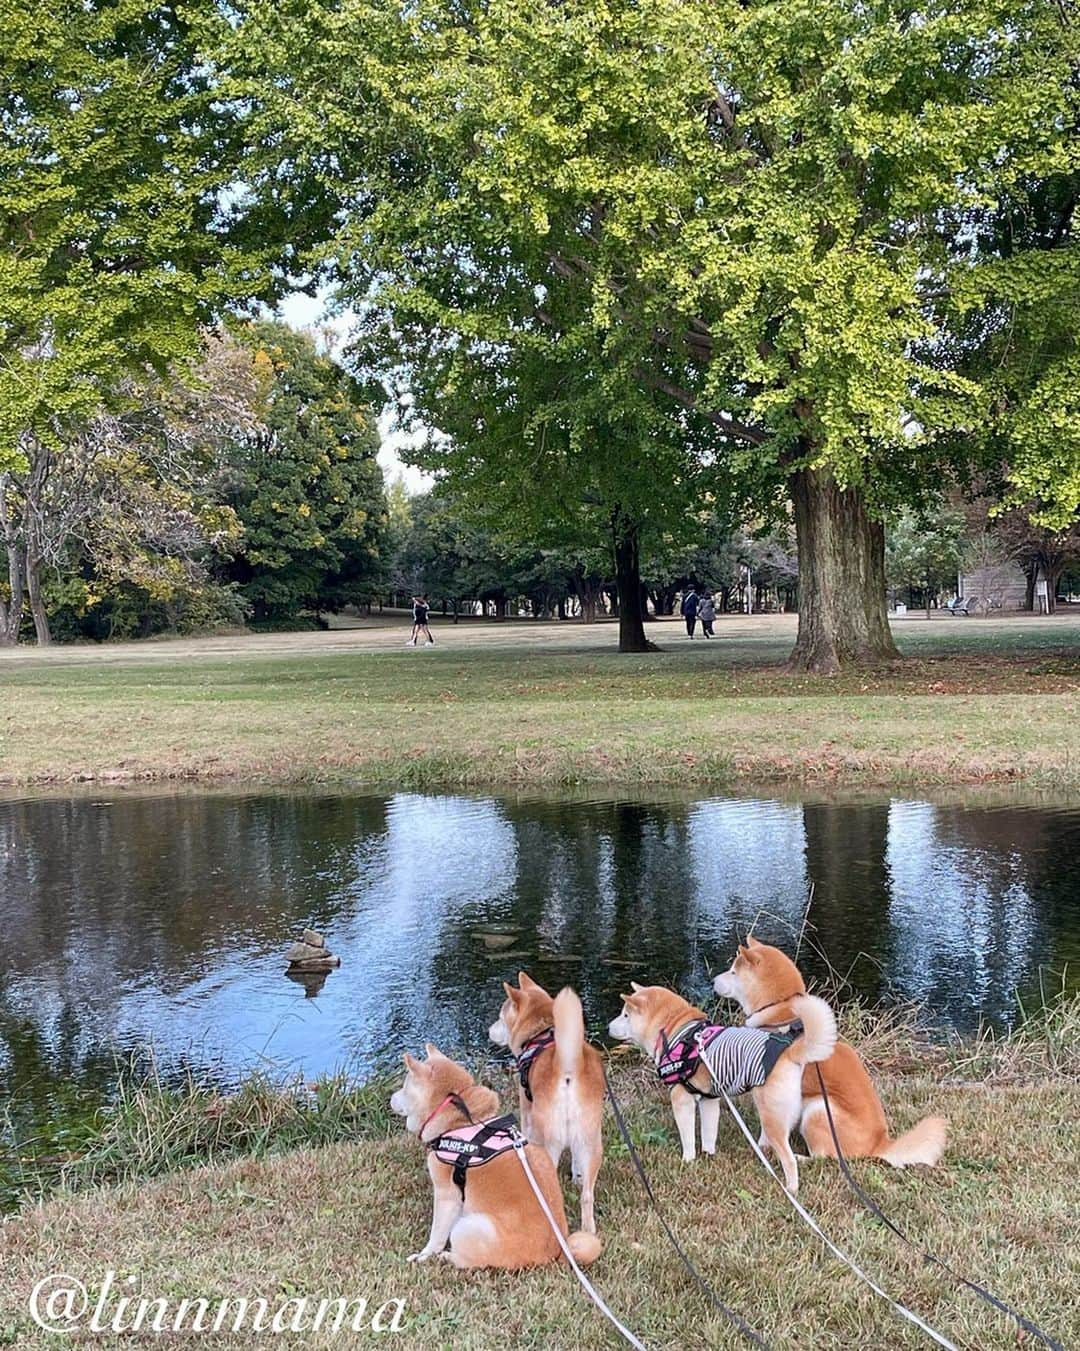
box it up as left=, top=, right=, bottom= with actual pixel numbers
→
left=636, top=370, right=768, bottom=445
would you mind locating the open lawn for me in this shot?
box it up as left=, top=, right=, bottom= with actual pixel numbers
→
left=1, top=612, right=1078, bottom=789
left=2, top=1004, right=1077, bottom=1351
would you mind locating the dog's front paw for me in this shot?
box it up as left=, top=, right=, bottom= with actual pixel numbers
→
left=680, top=1152, right=696, bottom=1164
left=406, top=1249, right=435, bottom=1263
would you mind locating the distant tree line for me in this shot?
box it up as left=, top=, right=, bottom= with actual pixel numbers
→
left=386, top=489, right=798, bottom=622
left=2, top=322, right=389, bottom=644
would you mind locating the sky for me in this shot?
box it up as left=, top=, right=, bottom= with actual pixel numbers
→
left=277, top=291, right=433, bottom=495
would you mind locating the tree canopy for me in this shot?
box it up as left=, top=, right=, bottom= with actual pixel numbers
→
left=220, top=323, right=388, bottom=619
left=0, top=0, right=277, bottom=468
left=234, top=0, right=1078, bottom=666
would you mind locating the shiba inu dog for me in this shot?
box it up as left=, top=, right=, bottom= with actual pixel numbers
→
left=389, top=1043, right=602, bottom=1269
left=714, top=937, right=947, bottom=1168
left=489, top=973, right=604, bottom=1234
left=609, top=981, right=837, bottom=1191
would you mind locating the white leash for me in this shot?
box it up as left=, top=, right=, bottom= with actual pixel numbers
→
left=718, top=1090, right=958, bottom=1351
left=511, top=1138, right=649, bottom=1351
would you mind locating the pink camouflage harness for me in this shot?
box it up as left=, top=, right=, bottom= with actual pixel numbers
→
left=515, top=1027, right=556, bottom=1102
left=422, top=1093, right=520, bottom=1198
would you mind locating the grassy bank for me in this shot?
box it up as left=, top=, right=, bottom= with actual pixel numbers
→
left=2, top=1001, right=1077, bottom=1349
left=2, top=613, right=1079, bottom=790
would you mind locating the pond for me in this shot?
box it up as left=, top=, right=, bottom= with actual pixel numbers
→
left=2, top=789, right=1078, bottom=1113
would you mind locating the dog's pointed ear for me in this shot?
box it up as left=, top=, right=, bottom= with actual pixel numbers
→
left=403, top=1051, right=424, bottom=1075
left=517, top=971, right=537, bottom=989
left=620, top=990, right=640, bottom=1007
left=630, top=980, right=645, bottom=993
left=746, top=934, right=762, bottom=948
left=742, top=945, right=761, bottom=966
left=502, top=981, right=521, bottom=1003
left=424, top=1042, right=448, bottom=1061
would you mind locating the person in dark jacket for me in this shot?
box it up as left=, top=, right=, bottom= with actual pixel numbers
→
left=409, top=595, right=435, bottom=646
left=681, top=587, right=699, bottom=638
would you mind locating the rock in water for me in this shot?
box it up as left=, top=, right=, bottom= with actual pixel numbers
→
left=302, top=929, right=326, bottom=949
left=479, top=933, right=516, bottom=951
left=286, top=941, right=329, bottom=964
left=288, top=955, right=341, bottom=972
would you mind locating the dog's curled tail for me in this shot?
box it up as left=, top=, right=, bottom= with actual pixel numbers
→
left=553, top=986, right=586, bottom=1078
left=788, top=994, right=838, bottom=1066
left=877, top=1115, right=948, bottom=1168
left=567, top=1230, right=603, bottom=1265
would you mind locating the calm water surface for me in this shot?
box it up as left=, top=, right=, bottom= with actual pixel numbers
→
left=1, top=790, right=1078, bottom=1107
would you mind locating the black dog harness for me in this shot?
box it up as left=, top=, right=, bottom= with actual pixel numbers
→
left=515, top=1027, right=556, bottom=1102
left=427, top=1112, right=521, bottom=1199
left=655, top=1018, right=803, bottom=1098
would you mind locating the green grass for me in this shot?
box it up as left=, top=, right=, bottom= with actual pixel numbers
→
left=1, top=614, right=1078, bottom=789
left=1, top=998, right=1077, bottom=1349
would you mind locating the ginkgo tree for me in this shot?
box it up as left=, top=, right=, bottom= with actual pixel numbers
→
left=236, top=0, right=1077, bottom=669
left=0, top=0, right=277, bottom=639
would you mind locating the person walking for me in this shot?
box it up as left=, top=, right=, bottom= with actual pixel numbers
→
left=699, top=591, right=716, bottom=638
left=681, top=586, right=700, bottom=638
left=411, top=594, right=435, bottom=645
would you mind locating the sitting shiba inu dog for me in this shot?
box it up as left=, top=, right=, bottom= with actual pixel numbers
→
left=714, top=937, right=946, bottom=1168
left=609, top=981, right=837, bottom=1191
left=389, top=1043, right=602, bottom=1269
left=489, top=973, right=604, bottom=1234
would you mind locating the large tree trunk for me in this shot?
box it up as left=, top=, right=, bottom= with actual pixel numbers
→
left=0, top=547, right=25, bottom=644
left=1045, top=561, right=1064, bottom=614
left=0, top=476, right=24, bottom=645
left=612, top=514, right=651, bottom=653
left=572, top=570, right=598, bottom=624
left=789, top=464, right=899, bottom=673
left=1023, top=562, right=1037, bottom=612
left=27, top=554, right=51, bottom=645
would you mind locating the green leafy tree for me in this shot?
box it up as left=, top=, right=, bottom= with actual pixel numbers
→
left=946, top=172, right=1080, bottom=529
left=221, top=323, right=388, bottom=620
left=235, top=0, right=1075, bottom=668
left=0, top=334, right=255, bottom=644
left=396, top=490, right=517, bottom=616
left=0, top=0, right=275, bottom=639
left=886, top=507, right=965, bottom=614
left=373, top=315, right=704, bottom=648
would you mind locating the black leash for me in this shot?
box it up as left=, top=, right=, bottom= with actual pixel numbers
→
left=604, top=1073, right=770, bottom=1349
left=814, top=1065, right=1066, bottom=1351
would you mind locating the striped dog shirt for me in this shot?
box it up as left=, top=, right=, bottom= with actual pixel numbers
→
left=655, top=1018, right=802, bottom=1097
left=697, top=1023, right=802, bottom=1096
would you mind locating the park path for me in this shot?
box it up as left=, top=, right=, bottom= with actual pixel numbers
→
left=0, top=612, right=792, bottom=665
left=0, top=609, right=1077, bottom=668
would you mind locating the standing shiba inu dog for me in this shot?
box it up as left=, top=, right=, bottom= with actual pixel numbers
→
left=389, top=1043, right=602, bottom=1269
left=489, top=973, right=604, bottom=1234
left=609, top=981, right=837, bottom=1191
left=714, top=937, right=947, bottom=1168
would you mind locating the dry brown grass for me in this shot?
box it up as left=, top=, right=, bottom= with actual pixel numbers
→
left=1, top=1020, right=1077, bottom=1350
